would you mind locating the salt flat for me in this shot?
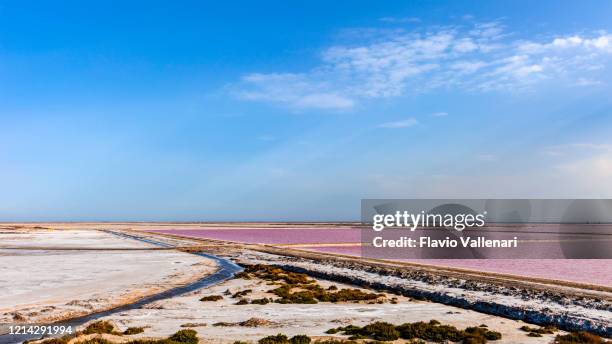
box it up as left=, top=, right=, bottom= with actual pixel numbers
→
left=0, top=228, right=152, bottom=249
left=99, top=271, right=556, bottom=343
left=0, top=229, right=217, bottom=324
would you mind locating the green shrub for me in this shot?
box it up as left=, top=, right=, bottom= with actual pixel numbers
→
left=463, top=336, right=487, bottom=344
left=396, top=321, right=464, bottom=342
left=553, top=332, right=609, bottom=344
left=251, top=298, right=272, bottom=305
left=242, top=265, right=311, bottom=285
left=232, top=289, right=253, bottom=298
left=321, top=289, right=382, bottom=303
left=38, top=338, right=71, bottom=344
left=361, top=322, right=399, bottom=341
left=271, top=285, right=380, bottom=304
left=83, top=321, right=116, bottom=334
left=168, top=329, right=198, bottom=344
left=259, top=334, right=289, bottom=344
left=76, top=339, right=114, bottom=344
left=465, top=327, right=502, bottom=340
left=276, top=290, right=317, bottom=304
left=331, top=320, right=503, bottom=343
left=199, top=295, right=223, bottom=302
left=333, top=325, right=361, bottom=336
left=234, top=271, right=251, bottom=279
left=289, top=335, right=311, bottom=344
left=235, top=298, right=249, bottom=305
left=519, top=325, right=557, bottom=334
left=124, top=327, right=145, bottom=335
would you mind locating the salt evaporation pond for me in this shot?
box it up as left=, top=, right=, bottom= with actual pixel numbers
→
left=149, top=227, right=612, bottom=287
left=299, top=245, right=612, bottom=287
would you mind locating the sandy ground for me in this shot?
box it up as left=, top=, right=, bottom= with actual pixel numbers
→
left=0, top=228, right=153, bottom=249
left=99, top=274, right=557, bottom=343
left=0, top=229, right=217, bottom=324
left=0, top=225, right=600, bottom=343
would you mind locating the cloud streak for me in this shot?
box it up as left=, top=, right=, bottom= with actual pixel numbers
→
left=235, top=21, right=612, bottom=110
left=377, top=118, right=418, bottom=128
left=431, top=111, right=449, bottom=117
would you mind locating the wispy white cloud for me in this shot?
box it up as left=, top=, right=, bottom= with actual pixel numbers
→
left=235, top=21, right=612, bottom=110
left=431, top=111, right=449, bottom=117
left=543, top=142, right=612, bottom=156
left=518, top=34, right=612, bottom=54
left=377, top=118, right=418, bottom=128
left=379, top=17, right=420, bottom=24
left=238, top=73, right=354, bottom=110
left=574, top=78, right=603, bottom=87
left=294, top=93, right=355, bottom=109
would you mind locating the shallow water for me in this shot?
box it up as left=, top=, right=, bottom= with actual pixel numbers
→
left=152, top=227, right=612, bottom=287
left=301, top=245, right=612, bottom=287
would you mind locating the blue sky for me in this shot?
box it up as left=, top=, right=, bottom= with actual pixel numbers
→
left=1, top=1, right=612, bottom=221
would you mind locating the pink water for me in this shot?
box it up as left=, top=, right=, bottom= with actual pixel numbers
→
left=300, top=245, right=612, bottom=287
left=150, top=228, right=611, bottom=287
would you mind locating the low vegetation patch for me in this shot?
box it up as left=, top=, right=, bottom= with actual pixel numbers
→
left=235, top=298, right=249, bottom=305
left=327, top=320, right=503, bottom=342
left=123, top=327, right=145, bottom=335
left=199, top=295, right=223, bottom=302
left=553, top=331, right=611, bottom=344
left=83, top=321, right=118, bottom=335
left=243, top=265, right=312, bottom=285
left=246, top=335, right=359, bottom=344
left=74, top=339, right=113, bottom=344
left=213, top=317, right=273, bottom=328
left=232, top=289, right=253, bottom=298
left=180, top=323, right=207, bottom=328
left=520, top=325, right=557, bottom=334
left=167, top=329, right=199, bottom=344
left=240, top=317, right=273, bottom=327
left=519, top=325, right=557, bottom=337
left=33, top=338, right=71, bottom=344
left=37, top=328, right=199, bottom=344
left=236, top=264, right=383, bottom=305
left=82, top=321, right=145, bottom=336
left=251, top=297, right=273, bottom=305
left=36, top=321, right=610, bottom=344
left=257, top=334, right=313, bottom=344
